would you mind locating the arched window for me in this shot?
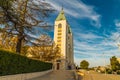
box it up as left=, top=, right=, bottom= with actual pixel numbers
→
left=58, top=23, right=62, bottom=28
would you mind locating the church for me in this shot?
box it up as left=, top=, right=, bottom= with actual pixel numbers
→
left=26, top=8, right=74, bottom=70
left=53, top=9, right=74, bottom=70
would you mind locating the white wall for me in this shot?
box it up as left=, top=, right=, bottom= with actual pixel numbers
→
left=54, top=20, right=67, bottom=57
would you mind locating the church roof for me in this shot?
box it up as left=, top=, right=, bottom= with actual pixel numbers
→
left=68, top=25, right=72, bottom=34
left=56, top=9, right=66, bottom=21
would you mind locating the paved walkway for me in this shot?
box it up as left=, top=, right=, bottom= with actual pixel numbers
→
left=27, top=70, right=75, bottom=80
left=80, top=70, right=120, bottom=80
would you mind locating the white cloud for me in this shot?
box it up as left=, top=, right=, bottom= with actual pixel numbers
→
left=113, top=19, right=120, bottom=44
left=115, top=20, right=120, bottom=27
left=110, top=32, right=120, bottom=45
left=74, top=40, right=98, bottom=51
left=75, top=32, right=102, bottom=40
left=75, top=57, right=110, bottom=67
left=45, top=0, right=101, bottom=27
left=45, top=0, right=120, bottom=67
left=100, top=40, right=117, bottom=48
left=73, top=31, right=120, bottom=67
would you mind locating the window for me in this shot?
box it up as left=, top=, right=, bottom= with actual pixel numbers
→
left=58, top=44, right=61, bottom=47
left=58, top=44, right=61, bottom=46
left=58, top=23, right=62, bottom=28
left=57, top=37, right=61, bottom=39
left=57, top=40, right=61, bottom=42
left=58, top=30, right=62, bottom=32
left=58, top=33, right=62, bottom=35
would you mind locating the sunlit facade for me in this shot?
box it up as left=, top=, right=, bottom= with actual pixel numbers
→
left=54, top=9, right=74, bottom=70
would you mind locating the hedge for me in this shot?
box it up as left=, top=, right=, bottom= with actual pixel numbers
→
left=0, top=50, right=52, bottom=76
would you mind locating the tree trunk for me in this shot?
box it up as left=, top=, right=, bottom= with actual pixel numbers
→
left=16, top=34, right=23, bottom=54
left=16, top=26, right=24, bottom=54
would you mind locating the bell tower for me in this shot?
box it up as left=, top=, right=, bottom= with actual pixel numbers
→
left=54, top=9, right=74, bottom=70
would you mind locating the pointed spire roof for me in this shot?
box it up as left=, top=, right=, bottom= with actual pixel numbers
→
left=56, top=8, right=66, bottom=21
left=68, top=25, right=72, bottom=34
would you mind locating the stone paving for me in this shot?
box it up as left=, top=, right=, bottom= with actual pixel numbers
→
left=81, top=70, right=120, bottom=80
left=27, top=70, right=75, bottom=80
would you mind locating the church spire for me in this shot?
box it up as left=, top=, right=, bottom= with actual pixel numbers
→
left=56, top=8, right=66, bottom=21
left=62, top=5, right=63, bottom=10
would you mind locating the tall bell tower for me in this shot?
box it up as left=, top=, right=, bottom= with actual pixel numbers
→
left=54, top=9, right=74, bottom=70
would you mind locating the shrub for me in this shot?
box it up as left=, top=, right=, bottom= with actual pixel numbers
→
left=106, top=69, right=112, bottom=74
left=117, top=70, right=120, bottom=75
left=0, top=50, right=52, bottom=76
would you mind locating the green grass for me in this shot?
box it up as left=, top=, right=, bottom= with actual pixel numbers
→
left=0, top=50, right=52, bottom=76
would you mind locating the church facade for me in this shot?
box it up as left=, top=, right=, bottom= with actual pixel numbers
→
left=54, top=9, right=74, bottom=70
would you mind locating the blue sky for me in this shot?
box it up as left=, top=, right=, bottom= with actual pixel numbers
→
left=45, top=0, right=120, bottom=67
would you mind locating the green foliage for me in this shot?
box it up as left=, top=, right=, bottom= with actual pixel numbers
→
left=80, top=60, right=89, bottom=69
left=29, top=36, right=61, bottom=62
left=0, top=50, right=52, bottom=76
left=0, top=0, right=14, bottom=8
left=117, top=70, right=120, bottom=74
left=106, top=69, right=112, bottom=74
left=110, top=56, right=120, bottom=71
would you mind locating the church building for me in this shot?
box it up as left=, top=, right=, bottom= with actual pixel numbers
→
left=54, top=9, right=74, bottom=70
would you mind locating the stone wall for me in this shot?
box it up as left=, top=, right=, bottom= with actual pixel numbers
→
left=0, top=70, right=52, bottom=80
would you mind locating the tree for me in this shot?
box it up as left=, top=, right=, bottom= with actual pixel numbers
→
left=0, top=0, right=54, bottom=53
left=27, top=34, right=61, bottom=61
left=0, top=33, right=17, bottom=52
left=34, top=34, right=52, bottom=46
left=28, top=44, right=61, bottom=62
left=110, top=56, right=120, bottom=71
left=80, top=60, right=89, bottom=69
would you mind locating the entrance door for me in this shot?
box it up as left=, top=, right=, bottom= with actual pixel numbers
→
left=57, top=63, right=60, bottom=70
